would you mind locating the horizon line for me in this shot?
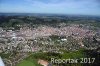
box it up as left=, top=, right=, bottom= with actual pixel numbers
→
left=0, top=12, right=100, bottom=17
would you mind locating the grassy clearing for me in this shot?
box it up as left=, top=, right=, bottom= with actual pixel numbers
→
left=16, top=60, right=36, bottom=66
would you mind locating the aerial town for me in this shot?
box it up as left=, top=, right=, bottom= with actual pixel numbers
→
left=0, top=14, right=100, bottom=66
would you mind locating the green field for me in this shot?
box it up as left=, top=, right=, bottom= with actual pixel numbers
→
left=61, top=49, right=85, bottom=59
left=16, top=54, right=42, bottom=66
left=16, top=60, right=36, bottom=66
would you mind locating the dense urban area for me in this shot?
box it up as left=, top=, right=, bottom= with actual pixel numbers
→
left=0, top=14, right=100, bottom=66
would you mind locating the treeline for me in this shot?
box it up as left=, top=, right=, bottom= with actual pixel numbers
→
left=0, top=15, right=100, bottom=28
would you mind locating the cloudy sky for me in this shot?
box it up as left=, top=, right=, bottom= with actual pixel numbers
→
left=0, top=0, right=100, bottom=15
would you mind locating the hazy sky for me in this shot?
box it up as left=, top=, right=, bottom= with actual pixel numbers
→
left=0, top=0, right=100, bottom=15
